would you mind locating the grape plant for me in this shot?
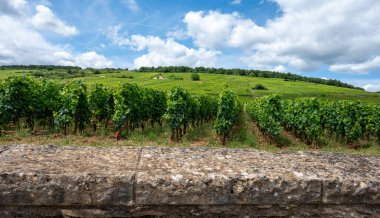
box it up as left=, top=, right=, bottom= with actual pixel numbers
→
left=165, top=87, right=192, bottom=141
left=54, top=80, right=90, bottom=135
left=165, top=87, right=218, bottom=141
left=214, top=90, right=240, bottom=145
left=247, top=94, right=283, bottom=138
left=249, top=94, right=380, bottom=146
left=88, top=84, right=112, bottom=132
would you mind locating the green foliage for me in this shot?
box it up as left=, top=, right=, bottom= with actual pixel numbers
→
left=165, top=87, right=192, bottom=141
left=112, top=83, right=142, bottom=131
left=0, top=82, right=11, bottom=135
left=0, top=75, right=377, bottom=148
left=165, top=87, right=217, bottom=141
left=250, top=95, right=380, bottom=145
left=2, top=67, right=379, bottom=104
left=283, top=98, right=322, bottom=144
left=133, top=66, right=363, bottom=90
left=191, top=73, right=200, bottom=81
left=88, top=84, right=112, bottom=131
left=253, top=83, right=268, bottom=90
left=375, top=105, right=380, bottom=143
left=197, top=95, right=218, bottom=123
left=36, top=79, right=62, bottom=126
left=214, top=90, right=240, bottom=145
left=54, top=80, right=90, bottom=134
left=148, top=89, right=167, bottom=126
left=321, top=100, right=379, bottom=143
left=0, top=76, right=41, bottom=130
left=247, top=94, right=283, bottom=138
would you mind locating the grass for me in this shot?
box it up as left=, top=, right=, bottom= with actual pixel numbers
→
left=1, top=112, right=379, bottom=156
left=1, top=69, right=380, bottom=104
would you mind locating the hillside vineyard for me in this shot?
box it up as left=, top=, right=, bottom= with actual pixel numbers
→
left=0, top=76, right=378, bottom=146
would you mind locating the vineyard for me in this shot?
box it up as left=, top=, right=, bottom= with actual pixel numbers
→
left=247, top=95, right=380, bottom=146
left=0, top=76, right=379, bottom=153
left=0, top=76, right=241, bottom=145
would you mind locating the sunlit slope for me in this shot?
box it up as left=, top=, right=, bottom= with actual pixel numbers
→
left=1, top=70, right=379, bottom=103
left=76, top=72, right=380, bottom=103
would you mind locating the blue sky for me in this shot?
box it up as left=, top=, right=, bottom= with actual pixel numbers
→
left=0, top=0, right=380, bottom=91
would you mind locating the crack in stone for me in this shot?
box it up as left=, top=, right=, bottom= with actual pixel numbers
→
left=320, top=180, right=324, bottom=204
left=132, top=147, right=143, bottom=205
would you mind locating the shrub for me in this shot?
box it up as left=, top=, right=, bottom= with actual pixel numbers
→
left=191, top=73, right=200, bottom=81
left=253, top=84, right=268, bottom=90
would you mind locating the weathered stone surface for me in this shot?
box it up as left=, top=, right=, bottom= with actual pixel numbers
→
left=0, top=144, right=138, bottom=206
left=137, top=147, right=380, bottom=206
left=1, top=204, right=380, bottom=217
left=0, top=144, right=379, bottom=217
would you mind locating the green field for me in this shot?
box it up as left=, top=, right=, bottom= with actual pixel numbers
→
left=1, top=69, right=380, bottom=104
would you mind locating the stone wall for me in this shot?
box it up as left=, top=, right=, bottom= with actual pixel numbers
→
left=0, top=144, right=379, bottom=217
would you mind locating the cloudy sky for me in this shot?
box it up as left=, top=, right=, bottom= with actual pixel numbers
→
left=1, top=0, right=380, bottom=91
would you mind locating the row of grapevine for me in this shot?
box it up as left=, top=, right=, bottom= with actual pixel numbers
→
left=248, top=94, right=380, bottom=145
left=214, top=90, right=242, bottom=145
left=246, top=94, right=283, bottom=138
left=165, top=87, right=218, bottom=141
left=0, top=77, right=61, bottom=134
left=54, top=80, right=90, bottom=135
left=0, top=76, right=220, bottom=141
left=319, top=100, right=379, bottom=143
left=282, top=98, right=323, bottom=144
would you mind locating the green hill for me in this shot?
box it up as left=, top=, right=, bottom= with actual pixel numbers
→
left=1, top=69, right=379, bottom=104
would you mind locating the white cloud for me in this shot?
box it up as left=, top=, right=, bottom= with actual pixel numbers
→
left=343, top=79, right=380, bottom=92
left=167, top=29, right=188, bottom=40
left=124, top=0, right=138, bottom=12
left=363, top=84, right=380, bottom=92
left=330, top=56, right=380, bottom=74
left=0, top=0, right=27, bottom=16
left=130, top=35, right=220, bottom=68
left=274, top=65, right=286, bottom=72
left=74, top=51, right=113, bottom=68
left=107, top=25, right=220, bottom=68
left=183, top=1, right=380, bottom=74
left=231, top=0, right=242, bottom=5
left=184, top=11, right=239, bottom=49
left=107, top=25, right=130, bottom=46
left=0, top=15, right=64, bottom=65
left=31, top=5, right=78, bottom=36
left=51, top=51, right=113, bottom=68
left=0, top=0, right=112, bottom=68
